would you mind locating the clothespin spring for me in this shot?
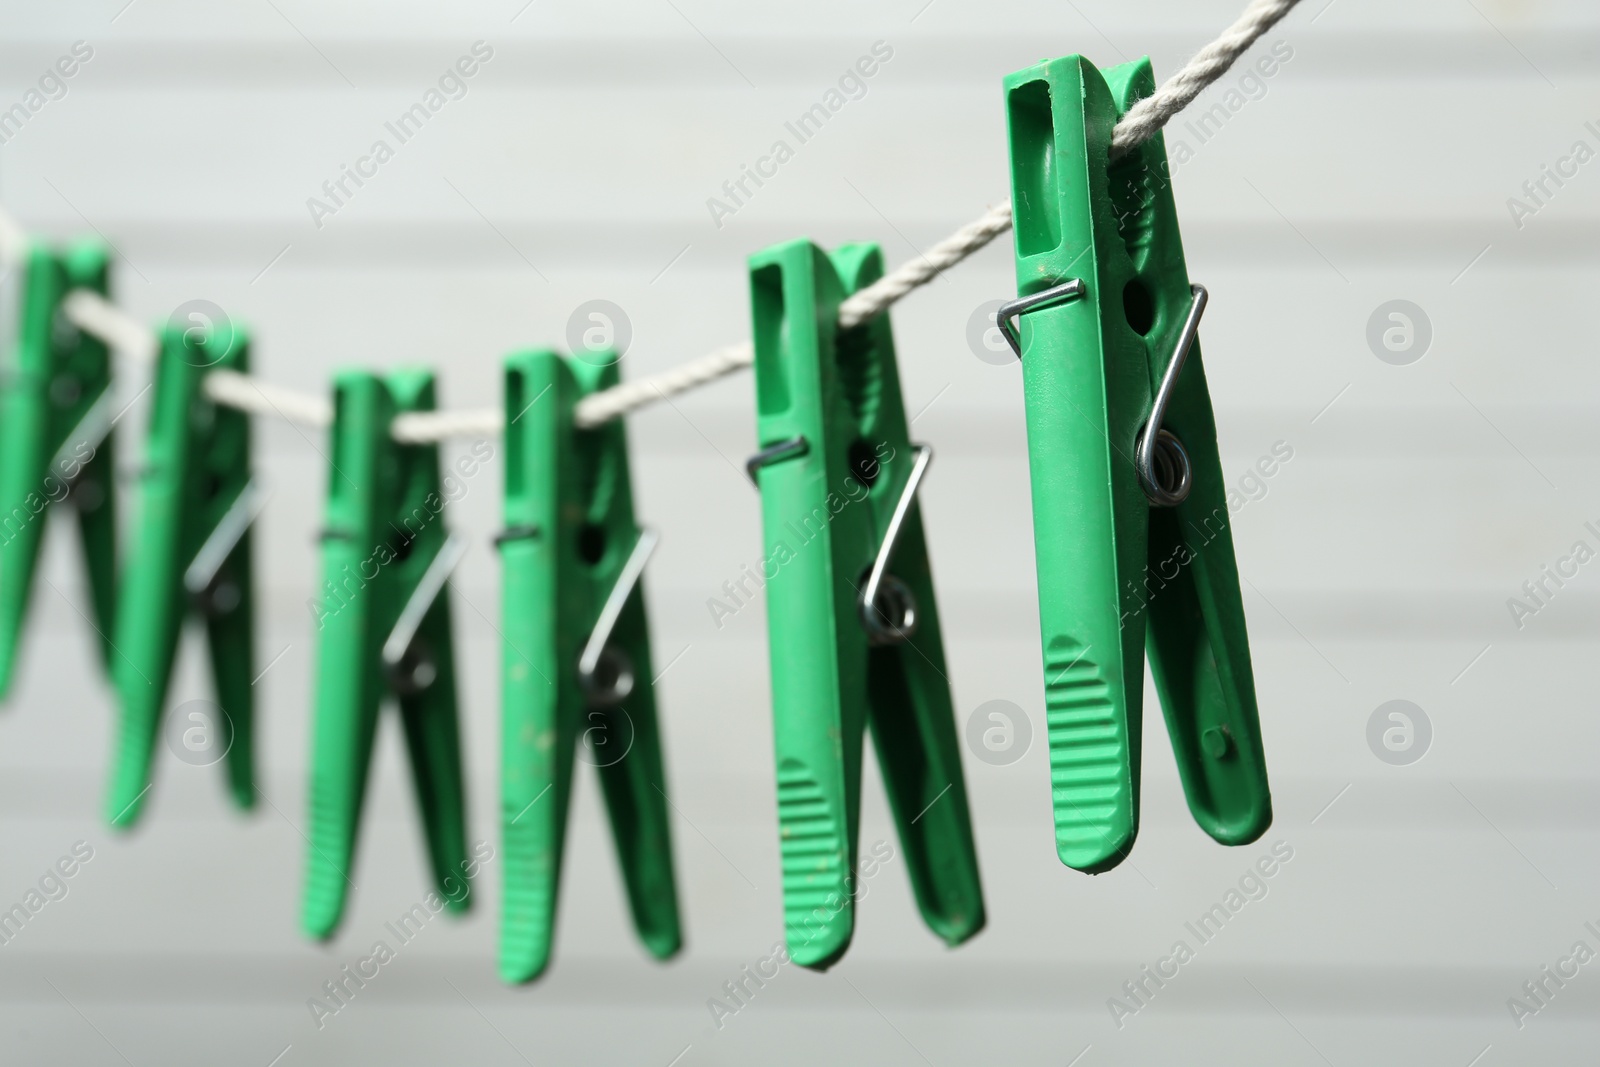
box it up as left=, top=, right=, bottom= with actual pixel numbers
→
left=1135, top=284, right=1207, bottom=508
left=578, top=527, right=658, bottom=708
left=382, top=532, right=468, bottom=695
left=49, top=386, right=113, bottom=512
left=859, top=444, right=932, bottom=646
left=183, top=479, right=269, bottom=617
left=998, top=278, right=1208, bottom=509
left=996, top=278, right=1086, bottom=357
left=744, top=436, right=808, bottom=486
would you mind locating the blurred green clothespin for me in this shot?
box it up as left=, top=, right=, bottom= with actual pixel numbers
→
left=498, top=350, right=680, bottom=984
left=999, top=55, right=1271, bottom=872
left=106, top=322, right=259, bottom=827
left=302, top=370, right=472, bottom=939
left=0, top=239, right=117, bottom=697
left=745, top=239, right=985, bottom=970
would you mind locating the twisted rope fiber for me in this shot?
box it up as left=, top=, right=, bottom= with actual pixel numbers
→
left=23, top=0, right=1299, bottom=440
left=573, top=342, right=754, bottom=428
left=1109, top=0, right=1300, bottom=156
left=566, top=0, right=1300, bottom=424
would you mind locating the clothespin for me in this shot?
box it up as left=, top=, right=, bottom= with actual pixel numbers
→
left=745, top=239, right=985, bottom=970
left=498, top=350, right=680, bottom=984
left=998, top=55, right=1271, bottom=873
left=106, top=322, right=261, bottom=827
left=0, top=239, right=118, bottom=698
left=302, top=369, right=472, bottom=939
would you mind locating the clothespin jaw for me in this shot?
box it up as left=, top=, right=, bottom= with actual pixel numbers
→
left=106, top=323, right=256, bottom=828
left=1101, top=59, right=1270, bottom=846
left=302, top=369, right=472, bottom=940
left=498, top=350, right=680, bottom=984
left=0, top=239, right=118, bottom=699
left=1000, top=55, right=1269, bottom=872
left=747, top=239, right=984, bottom=971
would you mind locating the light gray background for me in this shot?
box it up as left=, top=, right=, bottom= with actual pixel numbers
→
left=0, top=0, right=1596, bottom=1064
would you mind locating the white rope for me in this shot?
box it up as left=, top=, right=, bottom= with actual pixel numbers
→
left=581, top=0, right=1300, bottom=424
left=62, top=290, right=159, bottom=364
left=392, top=407, right=503, bottom=443
left=0, top=0, right=1298, bottom=441
left=573, top=342, right=754, bottom=428
left=1110, top=0, right=1300, bottom=156
left=201, top=368, right=333, bottom=428
left=836, top=202, right=1015, bottom=330
left=62, top=289, right=335, bottom=427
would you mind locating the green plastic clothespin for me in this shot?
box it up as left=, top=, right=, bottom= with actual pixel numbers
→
left=106, top=323, right=259, bottom=827
left=302, top=369, right=472, bottom=939
left=498, top=350, right=681, bottom=984
left=999, top=55, right=1271, bottom=872
left=0, top=240, right=118, bottom=698
left=746, top=239, right=985, bottom=970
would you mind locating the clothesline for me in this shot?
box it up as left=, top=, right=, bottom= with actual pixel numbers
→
left=0, top=0, right=1299, bottom=442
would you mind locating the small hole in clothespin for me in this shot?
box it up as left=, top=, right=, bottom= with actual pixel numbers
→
left=577, top=523, right=607, bottom=565
left=847, top=438, right=881, bottom=489
left=1122, top=278, right=1155, bottom=336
